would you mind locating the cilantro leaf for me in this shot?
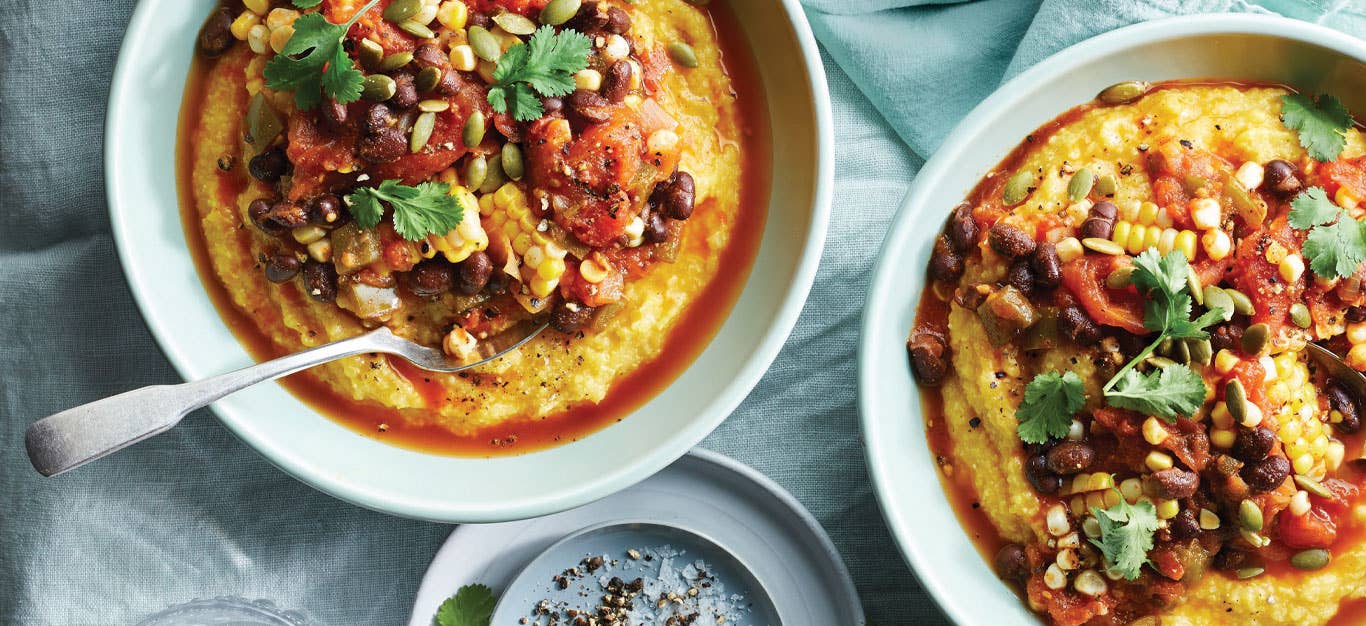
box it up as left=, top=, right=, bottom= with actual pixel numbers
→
left=263, top=1, right=377, bottom=110
left=345, top=179, right=465, bottom=241
left=1289, top=186, right=1342, bottom=229
left=435, top=584, right=496, bottom=626
left=1105, top=364, right=1208, bottom=420
left=292, top=0, right=323, bottom=7
left=1289, top=187, right=1366, bottom=279
left=1101, top=249, right=1216, bottom=419
left=1090, top=495, right=1158, bottom=580
left=488, top=26, right=592, bottom=122
left=1281, top=93, right=1354, bottom=162
left=1016, top=371, right=1085, bottom=444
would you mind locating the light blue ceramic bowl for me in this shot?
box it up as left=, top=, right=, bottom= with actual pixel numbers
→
left=860, top=15, right=1366, bottom=626
left=105, top=0, right=831, bottom=523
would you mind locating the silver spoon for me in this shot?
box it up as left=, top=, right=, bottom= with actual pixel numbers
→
left=1304, top=342, right=1366, bottom=400
left=24, top=321, right=548, bottom=477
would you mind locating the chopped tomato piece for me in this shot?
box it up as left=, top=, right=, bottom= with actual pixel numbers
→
left=1320, top=156, right=1366, bottom=199
left=1227, top=216, right=1304, bottom=337
left=1060, top=255, right=1147, bottom=334
left=285, top=113, right=359, bottom=201
left=330, top=1, right=416, bottom=54
left=1152, top=175, right=1193, bottom=228
left=378, top=223, right=419, bottom=272
left=559, top=261, right=624, bottom=308
left=1276, top=506, right=1338, bottom=549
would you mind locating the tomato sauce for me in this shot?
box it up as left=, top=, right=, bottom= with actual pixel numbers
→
left=176, top=2, right=770, bottom=456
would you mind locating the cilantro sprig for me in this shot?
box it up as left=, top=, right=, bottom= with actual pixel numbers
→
left=488, top=26, right=592, bottom=122
left=345, top=179, right=464, bottom=241
left=435, top=584, right=495, bottom=626
left=1090, top=492, right=1159, bottom=580
left=1101, top=249, right=1223, bottom=421
left=1015, top=371, right=1085, bottom=444
left=263, top=0, right=379, bottom=110
left=1289, top=186, right=1366, bottom=279
left=291, top=0, right=323, bottom=7
left=1281, top=93, right=1354, bottom=162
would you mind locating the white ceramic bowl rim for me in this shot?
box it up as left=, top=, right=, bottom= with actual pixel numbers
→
left=860, top=13, right=1366, bottom=625
left=105, top=0, right=832, bottom=522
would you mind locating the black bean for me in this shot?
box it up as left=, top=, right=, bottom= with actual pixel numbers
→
left=908, top=334, right=950, bottom=386
left=567, top=90, right=612, bottom=124
left=601, top=61, right=633, bottom=103
left=390, top=72, right=419, bottom=109
left=264, top=253, right=300, bottom=283
left=1150, top=468, right=1199, bottom=500
left=661, top=172, right=694, bottom=220
left=946, top=203, right=977, bottom=254
left=1024, top=454, right=1062, bottom=495
left=406, top=261, right=454, bottom=297
left=987, top=223, right=1035, bottom=258
left=322, top=97, right=348, bottom=130
left=567, top=1, right=607, bottom=31
left=1348, top=306, right=1366, bottom=323
left=1263, top=160, right=1302, bottom=196
left=309, top=194, right=342, bottom=225
left=454, top=251, right=493, bottom=295
left=1240, top=455, right=1291, bottom=493
left=1210, top=324, right=1243, bottom=353
left=197, top=8, right=235, bottom=57
left=466, top=12, right=490, bottom=28
left=1030, top=242, right=1062, bottom=290
left=550, top=301, right=596, bottom=334
left=248, top=148, right=290, bottom=182
left=1168, top=508, right=1201, bottom=540
left=1046, top=441, right=1095, bottom=475
left=267, top=200, right=309, bottom=230
left=1327, top=381, right=1362, bottom=434
left=542, top=96, right=564, bottom=115
left=412, top=43, right=448, bottom=69
left=994, top=544, right=1030, bottom=581
left=365, top=103, right=396, bottom=134
left=1059, top=306, right=1102, bottom=346
left=644, top=212, right=669, bottom=244
left=1232, top=427, right=1276, bottom=462
left=1090, top=201, right=1119, bottom=221
left=248, top=199, right=286, bottom=236
left=358, top=127, right=407, bottom=163
left=1213, top=547, right=1253, bottom=571
left=1079, top=216, right=1115, bottom=240
left=928, top=236, right=964, bottom=282
left=437, top=68, right=471, bottom=97
left=604, top=6, right=631, bottom=33
left=1007, top=260, right=1034, bottom=295
left=301, top=260, right=338, bottom=302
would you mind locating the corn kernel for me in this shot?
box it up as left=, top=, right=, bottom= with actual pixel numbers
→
left=449, top=44, right=477, bottom=71
left=1191, top=198, right=1222, bottom=229
left=1202, top=228, right=1232, bottom=261
left=574, top=68, right=602, bottom=91
left=1120, top=201, right=1140, bottom=222
left=1086, top=491, right=1105, bottom=511
left=1111, top=220, right=1131, bottom=246
left=1044, top=564, right=1068, bottom=590
left=1157, top=499, right=1180, bottom=520
left=627, top=60, right=643, bottom=90
left=231, top=11, right=262, bottom=40
left=442, top=326, right=479, bottom=361
left=1240, top=403, right=1264, bottom=428
left=1214, top=349, right=1240, bottom=374
left=307, top=239, right=332, bottom=263
left=1211, top=428, right=1237, bottom=449
left=437, top=0, right=469, bottom=30
left=1279, top=253, right=1305, bottom=283
left=647, top=129, right=680, bottom=154
left=266, top=8, right=300, bottom=30
left=1348, top=321, right=1366, bottom=345
left=1348, top=344, right=1366, bottom=371
left=1056, top=237, right=1084, bottom=263
left=1119, top=478, right=1143, bottom=503
left=512, top=233, right=532, bottom=255
left=1338, top=187, right=1362, bottom=211
left=1142, top=417, right=1169, bottom=445
left=1211, top=401, right=1232, bottom=428
left=1126, top=224, right=1148, bottom=254
left=1137, top=202, right=1160, bottom=226
left=1145, top=451, right=1174, bottom=472
left=1069, top=495, right=1087, bottom=518
left=529, top=275, right=558, bottom=298
left=269, top=25, right=294, bottom=54
left=1280, top=419, right=1303, bottom=442
left=1293, top=452, right=1315, bottom=475
left=523, top=245, right=545, bottom=269
left=1158, top=228, right=1178, bottom=255
left=243, top=0, right=269, bottom=16
left=1328, top=440, right=1346, bottom=471
left=1056, top=548, right=1080, bottom=571
left=414, top=2, right=438, bottom=25
left=247, top=23, right=270, bottom=54
left=579, top=257, right=608, bottom=283
left=1290, top=490, right=1312, bottom=516
left=1235, top=162, right=1265, bottom=191
left=1142, top=225, right=1162, bottom=252
left=1103, top=489, right=1121, bottom=508
left=602, top=34, right=631, bottom=62
left=537, top=256, right=565, bottom=280
left=1175, top=230, right=1198, bottom=260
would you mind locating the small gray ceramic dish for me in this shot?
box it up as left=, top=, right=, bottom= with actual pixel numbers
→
left=408, top=448, right=862, bottom=625
left=860, top=14, right=1366, bottom=626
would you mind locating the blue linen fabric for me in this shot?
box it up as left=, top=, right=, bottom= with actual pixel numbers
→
left=1, top=1, right=1363, bottom=625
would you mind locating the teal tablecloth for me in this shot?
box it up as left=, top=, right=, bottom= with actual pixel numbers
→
left=2, top=1, right=1363, bottom=624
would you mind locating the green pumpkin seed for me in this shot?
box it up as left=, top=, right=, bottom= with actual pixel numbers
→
left=1095, top=173, right=1118, bottom=197
left=492, top=12, right=537, bottom=35
left=244, top=92, right=283, bottom=147
left=361, top=74, right=397, bottom=101
left=1291, top=549, right=1331, bottom=571
left=1187, top=338, right=1213, bottom=366
left=1290, top=303, right=1312, bottom=329
left=418, top=99, right=450, bottom=113
left=464, top=155, right=488, bottom=191
left=1106, top=266, right=1134, bottom=289
left=1002, top=170, right=1034, bottom=205
left=1225, top=379, right=1248, bottom=425
left=469, top=26, right=502, bottom=62
left=1147, top=355, right=1179, bottom=369
left=668, top=41, right=699, bottom=68
left=399, top=19, right=436, bottom=39
left=463, top=110, right=486, bottom=148
left=1225, top=178, right=1268, bottom=226
left=410, top=111, right=436, bottom=153
left=1202, top=285, right=1235, bottom=322
left=1068, top=168, right=1095, bottom=202
left=1294, top=474, right=1333, bottom=498
left=1082, top=237, right=1124, bottom=256
left=1241, top=323, right=1270, bottom=355
left=357, top=38, right=385, bottom=70
left=415, top=66, right=443, bottom=93
left=501, top=142, right=525, bottom=181
left=1171, top=338, right=1191, bottom=364
left=1240, top=528, right=1270, bottom=548
left=539, top=0, right=582, bottom=25
left=1235, top=567, right=1265, bottom=579
left=379, top=51, right=414, bottom=72
left=383, top=0, right=421, bottom=22
left=1097, top=81, right=1150, bottom=105
left=1224, top=288, right=1255, bottom=316
left=479, top=154, right=506, bottom=194
left=1189, top=271, right=1204, bottom=305
left=1239, top=499, right=1263, bottom=532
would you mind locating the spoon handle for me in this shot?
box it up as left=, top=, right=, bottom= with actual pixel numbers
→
left=24, top=329, right=393, bottom=477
